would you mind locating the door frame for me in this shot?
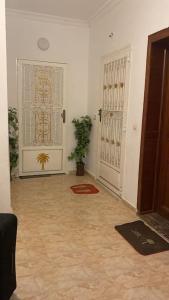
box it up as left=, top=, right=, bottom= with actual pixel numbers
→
left=17, top=58, right=68, bottom=176
left=96, top=47, right=131, bottom=196
left=137, top=27, right=169, bottom=214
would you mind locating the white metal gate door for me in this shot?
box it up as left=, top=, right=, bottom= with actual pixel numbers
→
left=18, top=59, right=67, bottom=176
left=97, top=48, right=130, bottom=196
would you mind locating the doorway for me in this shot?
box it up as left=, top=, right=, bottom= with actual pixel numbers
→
left=138, top=27, right=169, bottom=220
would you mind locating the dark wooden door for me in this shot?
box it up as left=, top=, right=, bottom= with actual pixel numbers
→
left=157, top=49, right=169, bottom=219
left=137, top=28, right=169, bottom=217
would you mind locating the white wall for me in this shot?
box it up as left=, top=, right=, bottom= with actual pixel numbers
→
left=0, top=0, right=11, bottom=212
left=88, top=0, right=169, bottom=208
left=6, top=10, right=89, bottom=171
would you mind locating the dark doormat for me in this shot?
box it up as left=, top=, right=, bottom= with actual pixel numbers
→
left=115, top=220, right=169, bottom=255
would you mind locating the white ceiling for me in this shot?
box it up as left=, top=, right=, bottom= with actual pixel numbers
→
left=5, top=0, right=108, bottom=20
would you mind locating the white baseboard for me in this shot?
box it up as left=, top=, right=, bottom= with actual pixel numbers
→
left=85, top=168, right=96, bottom=179
left=121, top=196, right=137, bottom=212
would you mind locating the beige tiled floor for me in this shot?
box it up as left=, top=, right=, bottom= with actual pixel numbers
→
left=11, top=174, right=169, bottom=300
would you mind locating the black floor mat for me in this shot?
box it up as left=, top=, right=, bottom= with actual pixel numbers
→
left=115, top=220, right=169, bottom=255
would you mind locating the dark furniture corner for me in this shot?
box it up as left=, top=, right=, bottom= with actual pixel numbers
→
left=0, top=213, right=17, bottom=300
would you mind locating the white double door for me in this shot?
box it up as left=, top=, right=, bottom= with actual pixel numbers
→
left=18, top=59, right=67, bottom=176
left=97, top=48, right=131, bottom=196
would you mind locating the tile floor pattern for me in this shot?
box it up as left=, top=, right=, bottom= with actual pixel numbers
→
left=10, top=174, right=169, bottom=300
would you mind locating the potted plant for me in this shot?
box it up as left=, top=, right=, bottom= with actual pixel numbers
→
left=68, top=115, right=92, bottom=176
left=8, top=107, right=19, bottom=180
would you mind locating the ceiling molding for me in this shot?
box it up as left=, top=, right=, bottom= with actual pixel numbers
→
left=89, top=0, right=122, bottom=23
left=6, top=8, right=89, bottom=28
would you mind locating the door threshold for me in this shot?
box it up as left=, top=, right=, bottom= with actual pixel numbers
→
left=20, top=173, right=65, bottom=179
left=141, top=213, right=169, bottom=242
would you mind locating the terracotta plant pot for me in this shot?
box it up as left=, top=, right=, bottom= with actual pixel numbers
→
left=76, top=162, right=85, bottom=176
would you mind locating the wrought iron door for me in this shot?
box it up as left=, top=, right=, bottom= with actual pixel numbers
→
left=98, top=49, right=130, bottom=195
left=18, top=60, right=67, bottom=176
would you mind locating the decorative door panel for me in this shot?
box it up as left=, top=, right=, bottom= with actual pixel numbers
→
left=98, top=49, right=130, bottom=196
left=22, top=109, right=63, bottom=146
left=18, top=60, right=67, bottom=176
left=22, top=149, right=63, bottom=173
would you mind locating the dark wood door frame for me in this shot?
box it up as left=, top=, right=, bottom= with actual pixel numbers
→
left=138, top=27, right=169, bottom=214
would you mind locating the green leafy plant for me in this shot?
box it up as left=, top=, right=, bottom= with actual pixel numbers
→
left=8, top=107, right=19, bottom=179
left=68, top=115, right=92, bottom=164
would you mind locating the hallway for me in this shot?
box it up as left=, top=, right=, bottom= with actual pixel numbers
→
left=11, top=175, right=169, bottom=300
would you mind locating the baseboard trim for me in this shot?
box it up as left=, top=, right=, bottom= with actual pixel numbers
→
left=120, top=198, right=137, bottom=212
left=85, top=168, right=96, bottom=179
left=85, top=169, right=137, bottom=213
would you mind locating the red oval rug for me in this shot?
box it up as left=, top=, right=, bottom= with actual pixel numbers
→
left=71, top=184, right=99, bottom=194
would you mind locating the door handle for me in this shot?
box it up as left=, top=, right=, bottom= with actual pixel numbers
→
left=61, top=109, right=66, bottom=123
left=98, top=109, right=102, bottom=122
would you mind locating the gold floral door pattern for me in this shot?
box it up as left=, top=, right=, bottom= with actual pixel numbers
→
left=22, top=64, right=64, bottom=147
left=100, top=56, right=128, bottom=171
left=34, top=111, right=52, bottom=145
